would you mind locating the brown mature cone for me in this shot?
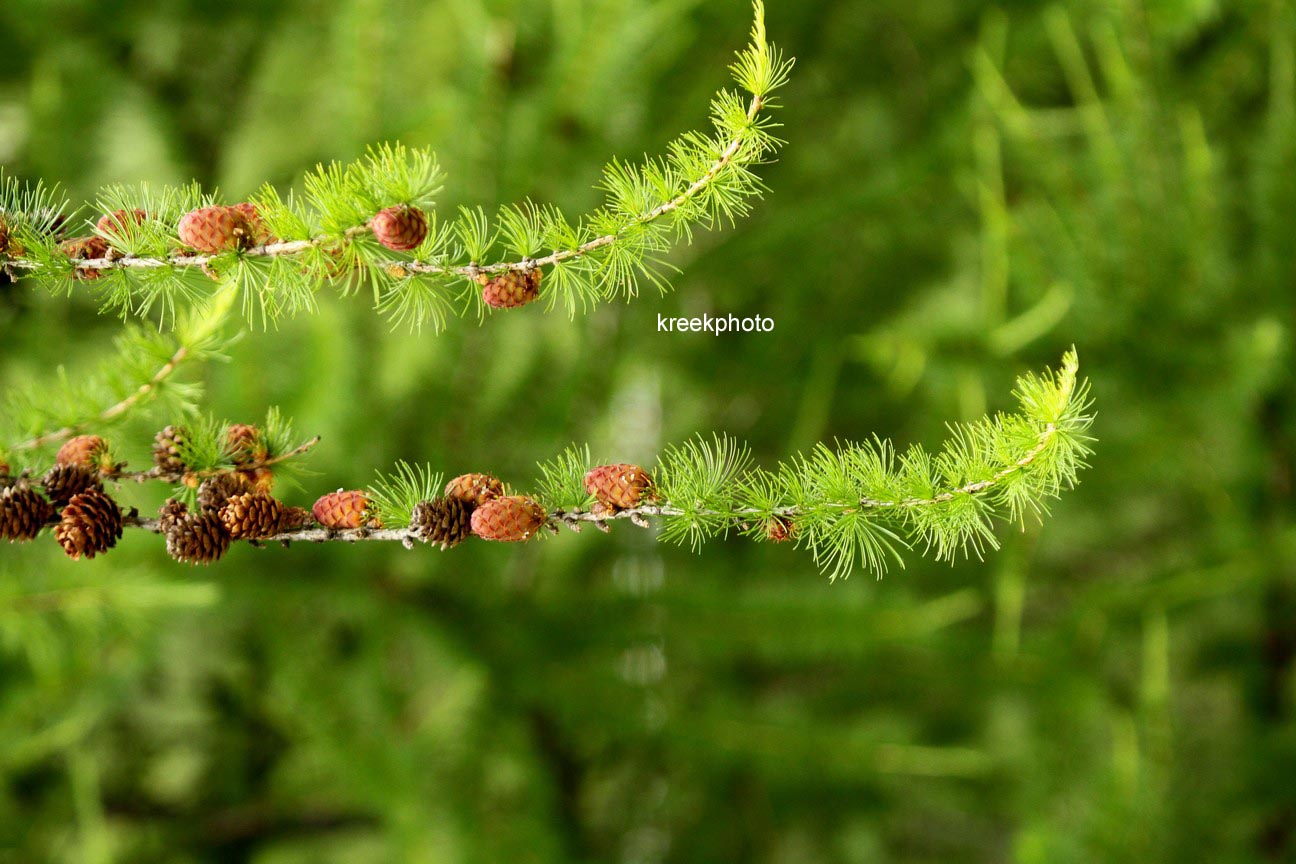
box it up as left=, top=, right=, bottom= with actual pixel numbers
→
left=96, top=208, right=148, bottom=238
left=56, top=434, right=109, bottom=469
left=479, top=268, right=542, bottom=309
left=765, top=515, right=795, bottom=543
left=42, top=463, right=103, bottom=507
left=444, top=473, right=505, bottom=507
left=60, top=236, right=109, bottom=279
left=178, top=205, right=253, bottom=254
left=157, top=498, right=189, bottom=534
left=410, top=496, right=473, bottom=550
left=219, top=492, right=289, bottom=540
left=0, top=483, right=56, bottom=542
left=166, top=512, right=233, bottom=565
left=232, top=203, right=276, bottom=246
left=370, top=205, right=429, bottom=251
left=584, top=464, right=654, bottom=512
left=152, top=425, right=189, bottom=473
left=197, top=472, right=254, bottom=514
left=470, top=495, right=547, bottom=542
left=225, top=423, right=265, bottom=465
left=55, top=488, right=122, bottom=560
left=311, top=490, right=372, bottom=529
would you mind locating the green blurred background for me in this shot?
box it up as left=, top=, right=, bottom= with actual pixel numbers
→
left=2, top=0, right=1295, bottom=861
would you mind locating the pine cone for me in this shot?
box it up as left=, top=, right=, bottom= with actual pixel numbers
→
left=765, top=515, right=795, bottom=543
left=470, top=495, right=547, bottom=542
left=479, top=268, right=542, bottom=309
left=152, top=425, right=189, bottom=473
left=157, top=498, right=189, bottom=534
left=444, top=473, right=505, bottom=507
left=42, top=463, right=103, bottom=507
left=166, top=512, right=232, bottom=565
left=55, top=488, right=122, bottom=560
left=0, top=483, right=56, bottom=542
left=411, top=496, right=473, bottom=549
left=56, top=434, right=109, bottom=470
left=311, top=490, right=372, bottom=529
left=225, top=423, right=265, bottom=465
left=370, top=205, right=429, bottom=251
left=60, top=236, right=109, bottom=279
left=232, top=203, right=276, bottom=246
left=96, top=208, right=148, bottom=238
left=0, top=217, right=11, bottom=256
left=219, top=492, right=289, bottom=540
left=197, top=472, right=254, bottom=514
left=178, top=205, right=253, bottom=254
left=584, top=464, right=654, bottom=512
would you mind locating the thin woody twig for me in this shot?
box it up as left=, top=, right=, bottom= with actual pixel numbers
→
left=11, top=345, right=192, bottom=452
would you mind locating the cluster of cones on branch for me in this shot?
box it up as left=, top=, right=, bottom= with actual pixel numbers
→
left=2, top=427, right=797, bottom=565
left=1, top=203, right=544, bottom=309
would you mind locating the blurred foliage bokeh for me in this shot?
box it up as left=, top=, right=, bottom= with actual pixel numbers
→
left=2, top=0, right=1295, bottom=861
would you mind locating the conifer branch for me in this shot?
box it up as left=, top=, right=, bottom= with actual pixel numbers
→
left=0, top=2, right=792, bottom=331
left=3, top=352, right=1093, bottom=580
left=0, top=305, right=232, bottom=467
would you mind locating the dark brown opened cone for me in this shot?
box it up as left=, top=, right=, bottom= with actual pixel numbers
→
left=41, top=464, right=103, bottom=508
left=0, top=483, right=56, bottom=542
left=197, top=472, right=254, bottom=514
left=411, top=496, right=473, bottom=549
left=152, top=425, right=189, bottom=473
left=167, top=512, right=233, bottom=564
left=55, top=488, right=122, bottom=560
left=219, top=492, right=289, bottom=540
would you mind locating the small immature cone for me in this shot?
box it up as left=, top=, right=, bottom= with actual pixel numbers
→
left=232, top=203, right=276, bottom=246
left=0, top=217, right=9, bottom=255
left=311, top=490, right=372, bottom=529
left=219, top=492, right=289, bottom=540
left=60, top=236, right=109, bottom=279
left=584, top=464, right=654, bottom=512
left=166, top=512, right=233, bottom=565
left=225, top=423, right=265, bottom=465
left=444, top=473, right=505, bottom=507
left=42, top=464, right=103, bottom=507
left=178, top=205, right=253, bottom=254
left=478, top=268, right=542, bottom=309
left=370, top=205, right=429, bottom=251
left=470, top=495, right=547, bottom=542
left=96, top=208, right=148, bottom=238
left=55, top=488, right=123, bottom=560
left=56, top=434, right=109, bottom=470
left=0, top=483, right=56, bottom=542
left=765, top=515, right=795, bottom=543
